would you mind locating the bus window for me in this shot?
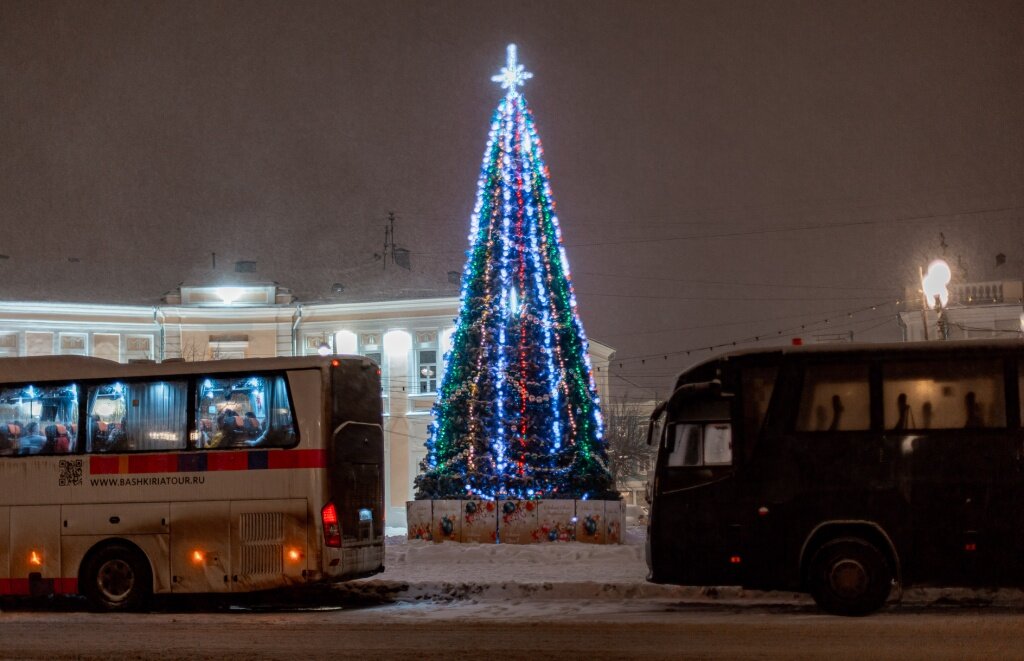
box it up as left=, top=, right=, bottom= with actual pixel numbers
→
left=0, top=384, right=78, bottom=455
left=883, top=360, right=1005, bottom=430
left=88, top=381, right=187, bottom=453
left=195, top=374, right=296, bottom=449
left=666, top=423, right=732, bottom=467
left=795, top=364, right=869, bottom=432
left=741, top=366, right=778, bottom=441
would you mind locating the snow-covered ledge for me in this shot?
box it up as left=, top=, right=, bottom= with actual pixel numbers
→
left=407, top=499, right=624, bottom=544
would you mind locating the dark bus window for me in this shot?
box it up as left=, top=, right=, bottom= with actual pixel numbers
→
left=666, top=423, right=732, bottom=467
left=796, top=364, right=870, bottom=432
left=88, top=381, right=188, bottom=453
left=883, top=360, right=1005, bottom=430
left=196, top=374, right=296, bottom=449
left=742, top=366, right=778, bottom=440
left=0, top=384, right=79, bottom=456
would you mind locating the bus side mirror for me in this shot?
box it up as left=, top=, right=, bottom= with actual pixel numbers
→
left=647, top=401, right=667, bottom=446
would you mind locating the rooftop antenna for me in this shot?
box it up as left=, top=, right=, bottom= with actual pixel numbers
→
left=382, top=212, right=395, bottom=270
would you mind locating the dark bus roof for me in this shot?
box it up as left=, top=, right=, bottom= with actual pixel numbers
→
left=0, top=354, right=374, bottom=384
left=678, top=339, right=1024, bottom=380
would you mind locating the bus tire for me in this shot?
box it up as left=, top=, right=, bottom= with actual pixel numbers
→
left=81, top=543, right=152, bottom=612
left=808, top=536, right=891, bottom=616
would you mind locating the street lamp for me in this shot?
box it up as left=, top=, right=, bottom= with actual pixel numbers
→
left=920, top=259, right=951, bottom=340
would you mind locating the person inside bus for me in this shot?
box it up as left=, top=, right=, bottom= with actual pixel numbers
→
left=964, top=391, right=984, bottom=428
left=921, top=401, right=933, bottom=429
left=0, top=423, right=18, bottom=456
left=42, top=424, right=70, bottom=454
left=892, top=393, right=913, bottom=431
left=243, top=411, right=262, bottom=439
left=215, top=408, right=246, bottom=447
left=89, top=414, right=109, bottom=449
left=827, top=394, right=844, bottom=431
left=20, top=421, right=46, bottom=455
left=105, top=417, right=129, bottom=452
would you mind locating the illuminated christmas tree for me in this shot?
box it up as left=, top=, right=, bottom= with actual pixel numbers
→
left=415, top=45, right=615, bottom=501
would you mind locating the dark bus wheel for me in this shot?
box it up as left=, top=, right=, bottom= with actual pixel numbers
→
left=82, top=544, right=152, bottom=612
left=808, top=537, right=892, bottom=616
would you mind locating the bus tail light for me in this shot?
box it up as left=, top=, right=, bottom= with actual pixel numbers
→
left=729, top=555, right=742, bottom=564
left=29, top=550, right=42, bottom=566
left=321, top=502, right=342, bottom=547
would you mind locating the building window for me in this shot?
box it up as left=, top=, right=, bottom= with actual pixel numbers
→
left=303, top=333, right=332, bottom=356
left=125, top=335, right=154, bottom=361
left=59, top=333, right=88, bottom=356
left=415, top=331, right=439, bottom=394
left=0, top=333, right=17, bottom=358
left=93, top=334, right=120, bottom=362
left=359, top=333, right=387, bottom=399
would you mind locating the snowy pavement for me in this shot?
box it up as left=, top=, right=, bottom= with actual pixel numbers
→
left=341, top=526, right=1024, bottom=613
left=344, top=526, right=812, bottom=608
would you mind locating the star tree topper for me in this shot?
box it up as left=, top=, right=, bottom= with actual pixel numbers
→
left=491, top=43, right=532, bottom=95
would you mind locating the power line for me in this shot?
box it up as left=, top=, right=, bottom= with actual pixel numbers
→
left=408, top=202, right=1024, bottom=256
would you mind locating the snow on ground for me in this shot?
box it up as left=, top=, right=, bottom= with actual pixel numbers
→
left=346, top=526, right=1024, bottom=613
left=345, top=526, right=812, bottom=607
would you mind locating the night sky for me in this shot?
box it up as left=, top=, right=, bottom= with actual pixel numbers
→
left=2, top=0, right=1022, bottom=398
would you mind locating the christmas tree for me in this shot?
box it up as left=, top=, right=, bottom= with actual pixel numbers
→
left=415, top=45, right=616, bottom=502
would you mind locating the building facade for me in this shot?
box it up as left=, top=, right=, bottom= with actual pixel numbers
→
left=0, top=284, right=615, bottom=526
left=898, top=280, right=1024, bottom=342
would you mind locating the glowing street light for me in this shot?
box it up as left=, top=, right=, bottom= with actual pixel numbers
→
left=919, top=259, right=951, bottom=340
left=922, top=259, right=951, bottom=309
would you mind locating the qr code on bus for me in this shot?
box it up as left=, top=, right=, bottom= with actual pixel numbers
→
left=59, top=459, right=83, bottom=487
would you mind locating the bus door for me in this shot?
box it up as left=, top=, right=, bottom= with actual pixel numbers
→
left=882, top=358, right=1019, bottom=585
left=649, top=386, right=739, bottom=585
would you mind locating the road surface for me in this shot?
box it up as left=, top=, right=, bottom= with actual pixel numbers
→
left=2, top=599, right=1022, bottom=659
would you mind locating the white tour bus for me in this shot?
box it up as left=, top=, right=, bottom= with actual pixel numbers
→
left=0, top=354, right=384, bottom=610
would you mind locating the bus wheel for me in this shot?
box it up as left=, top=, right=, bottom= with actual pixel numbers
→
left=808, top=537, right=891, bottom=616
left=82, top=544, right=152, bottom=612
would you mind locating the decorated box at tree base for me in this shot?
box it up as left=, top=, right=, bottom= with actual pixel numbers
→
left=498, top=500, right=538, bottom=544
left=535, top=499, right=576, bottom=543
left=575, top=500, right=606, bottom=544
left=407, top=499, right=621, bottom=544
left=605, top=500, right=625, bottom=544
left=432, top=499, right=462, bottom=543
left=461, top=499, right=498, bottom=543
left=407, top=499, right=433, bottom=541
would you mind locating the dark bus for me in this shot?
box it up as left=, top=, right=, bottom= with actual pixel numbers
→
left=646, top=340, right=1024, bottom=615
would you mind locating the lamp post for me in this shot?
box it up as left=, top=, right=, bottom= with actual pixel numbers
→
left=920, top=259, right=951, bottom=341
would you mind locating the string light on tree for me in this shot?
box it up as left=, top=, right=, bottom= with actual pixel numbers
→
left=414, top=44, right=615, bottom=502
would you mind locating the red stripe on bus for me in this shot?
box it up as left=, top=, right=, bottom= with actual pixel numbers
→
left=90, top=456, right=121, bottom=475
left=129, top=454, right=178, bottom=475
left=90, top=449, right=325, bottom=475
left=54, top=577, right=78, bottom=594
left=207, top=452, right=248, bottom=472
left=0, top=578, right=78, bottom=595
left=268, top=449, right=326, bottom=470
